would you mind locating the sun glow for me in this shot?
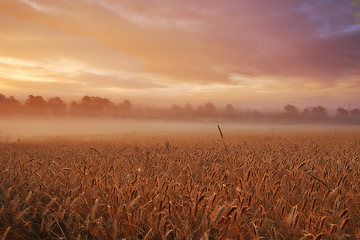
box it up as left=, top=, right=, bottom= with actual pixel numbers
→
left=0, top=1, right=359, bottom=108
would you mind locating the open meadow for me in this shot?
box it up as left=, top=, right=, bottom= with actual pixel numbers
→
left=1, top=125, right=360, bottom=239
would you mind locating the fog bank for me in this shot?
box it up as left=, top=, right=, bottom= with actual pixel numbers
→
left=1, top=117, right=359, bottom=141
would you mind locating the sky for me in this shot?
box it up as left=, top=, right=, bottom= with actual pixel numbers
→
left=0, top=0, right=360, bottom=110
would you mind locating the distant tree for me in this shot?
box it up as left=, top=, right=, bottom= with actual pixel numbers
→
left=299, top=108, right=310, bottom=122
left=24, top=95, right=47, bottom=114
left=0, top=94, right=21, bottom=114
left=198, top=102, right=216, bottom=118
left=350, top=108, right=360, bottom=118
left=281, top=104, right=300, bottom=122
left=79, top=95, right=114, bottom=116
left=336, top=107, right=349, bottom=118
left=122, top=100, right=132, bottom=110
left=48, top=97, right=67, bottom=115
left=25, top=95, right=46, bottom=107
left=284, top=104, right=299, bottom=115
left=303, top=108, right=310, bottom=116
left=69, top=101, right=81, bottom=116
left=310, top=106, right=327, bottom=118
left=183, top=103, right=192, bottom=112
left=95, top=97, right=113, bottom=114
left=79, top=95, right=93, bottom=114
left=170, top=104, right=182, bottom=119
left=183, top=103, right=193, bottom=118
left=7, top=96, right=21, bottom=110
left=204, top=102, right=216, bottom=115
left=114, top=100, right=133, bottom=117
left=81, top=95, right=92, bottom=108
left=224, top=104, right=235, bottom=117
left=171, top=104, right=181, bottom=111
left=0, top=94, right=6, bottom=103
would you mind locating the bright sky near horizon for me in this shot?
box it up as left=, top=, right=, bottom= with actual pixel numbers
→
left=0, top=0, right=360, bottom=109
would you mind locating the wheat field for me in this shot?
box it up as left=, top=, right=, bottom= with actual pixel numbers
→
left=1, top=129, right=360, bottom=239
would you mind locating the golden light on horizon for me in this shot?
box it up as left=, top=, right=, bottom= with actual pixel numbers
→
left=0, top=0, right=359, bottom=109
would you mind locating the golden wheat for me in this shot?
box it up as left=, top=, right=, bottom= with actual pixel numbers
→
left=0, top=130, right=359, bottom=239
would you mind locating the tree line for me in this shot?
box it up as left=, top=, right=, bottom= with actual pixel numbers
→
left=0, top=93, right=359, bottom=124
left=0, top=94, right=132, bottom=117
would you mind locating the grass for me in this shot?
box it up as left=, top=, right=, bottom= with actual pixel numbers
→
left=0, top=130, right=360, bottom=239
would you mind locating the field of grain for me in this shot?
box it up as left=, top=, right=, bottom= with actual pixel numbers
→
left=1, top=129, right=360, bottom=239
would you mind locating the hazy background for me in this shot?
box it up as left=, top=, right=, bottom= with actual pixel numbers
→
left=1, top=117, right=359, bottom=140
left=1, top=1, right=360, bottom=110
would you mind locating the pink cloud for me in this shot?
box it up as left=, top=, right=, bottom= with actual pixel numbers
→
left=0, top=0, right=359, bottom=105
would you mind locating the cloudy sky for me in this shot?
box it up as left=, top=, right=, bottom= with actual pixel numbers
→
left=0, top=0, right=359, bottom=109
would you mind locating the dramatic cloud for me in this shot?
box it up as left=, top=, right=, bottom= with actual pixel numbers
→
left=0, top=0, right=359, bottom=108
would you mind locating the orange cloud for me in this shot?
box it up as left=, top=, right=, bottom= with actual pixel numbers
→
left=0, top=0, right=359, bottom=108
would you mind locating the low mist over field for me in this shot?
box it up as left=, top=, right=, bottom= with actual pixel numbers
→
left=0, top=117, right=214, bottom=138
left=1, top=117, right=359, bottom=140
left=1, top=93, right=360, bottom=140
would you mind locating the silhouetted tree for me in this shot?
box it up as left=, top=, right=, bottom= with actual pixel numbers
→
left=79, top=95, right=114, bottom=116
left=224, top=104, right=235, bottom=118
left=48, top=97, right=67, bottom=116
left=336, top=107, right=349, bottom=118
left=0, top=94, right=21, bottom=114
left=115, top=99, right=132, bottom=117
left=171, top=104, right=181, bottom=111
left=350, top=108, right=360, bottom=118
left=282, top=104, right=300, bottom=122
left=197, top=102, right=217, bottom=118
left=170, top=104, right=182, bottom=119
left=300, top=108, right=311, bottom=122
left=182, top=103, right=193, bottom=118
left=95, top=97, right=113, bottom=115
left=303, top=108, right=310, bottom=115
left=81, top=95, right=91, bottom=107
left=310, top=106, right=327, bottom=119
left=284, top=104, right=299, bottom=115
left=0, top=94, right=6, bottom=103
left=7, top=96, right=21, bottom=107
left=204, top=102, right=216, bottom=112
left=24, top=95, right=47, bottom=114
left=183, top=103, right=192, bottom=112
left=122, top=100, right=132, bottom=110
left=69, top=101, right=81, bottom=116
